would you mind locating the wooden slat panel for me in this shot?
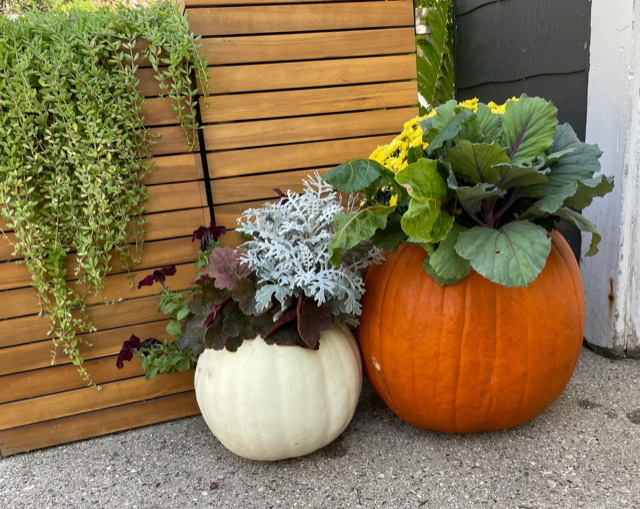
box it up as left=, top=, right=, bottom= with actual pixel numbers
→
left=204, top=106, right=416, bottom=150
left=140, top=97, right=179, bottom=127
left=0, top=321, right=170, bottom=378
left=1, top=236, right=201, bottom=292
left=0, top=263, right=198, bottom=321
left=0, top=295, right=163, bottom=348
left=220, top=231, right=248, bottom=248
left=214, top=199, right=276, bottom=227
left=144, top=181, right=207, bottom=213
left=0, top=355, right=144, bottom=404
left=0, top=392, right=199, bottom=456
left=187, top=0, right=394, bottom=5
left=149, top=126, right=196, bottom=156
left=202, top=54, right=417, bottom=94
left=201, top=81, right=417, bottom=122
left=0, top=208, right=208, bottom=262
left=142, top=153, right=203, bottom=185
left=199, top=27, right=416, bottom=65
left=187, top=2, right=414, bottom=36
left=208, top=135, right=392, bottom=178
left=212, top=168, right=329, bottom=204
left=0, top=371, right=194, bottom=431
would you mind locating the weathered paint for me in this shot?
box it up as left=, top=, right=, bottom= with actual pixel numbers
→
left=583, top=0, right=640, bottom=357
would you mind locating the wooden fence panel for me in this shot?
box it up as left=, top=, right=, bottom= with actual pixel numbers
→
left=0, top=0, right=417, bottom=456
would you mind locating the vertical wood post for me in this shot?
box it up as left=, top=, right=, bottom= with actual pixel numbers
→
left=582, top=0, right=640, bottom=357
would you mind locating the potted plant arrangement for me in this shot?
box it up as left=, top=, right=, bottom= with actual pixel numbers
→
left=118, top=175, right=379, bottom=460
left=322, top=95, right=614, bottom=433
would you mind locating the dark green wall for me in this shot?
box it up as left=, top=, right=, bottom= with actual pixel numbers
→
left=454, top=0, right=591, bottom=141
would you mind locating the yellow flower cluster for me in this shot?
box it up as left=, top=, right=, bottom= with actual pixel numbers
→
left=370, top=98, right=518, bottom=173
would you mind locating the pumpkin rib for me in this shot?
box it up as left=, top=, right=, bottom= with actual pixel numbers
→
left=451, top=282, right=469, bottom=433
left=480, top=282, right=499, bottom=430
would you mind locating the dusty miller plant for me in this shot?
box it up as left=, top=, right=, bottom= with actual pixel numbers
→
left=237, top=175, right=381, bottom=327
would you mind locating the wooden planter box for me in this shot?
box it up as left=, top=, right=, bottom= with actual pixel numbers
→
left=0, top=0, right=418, bottom=456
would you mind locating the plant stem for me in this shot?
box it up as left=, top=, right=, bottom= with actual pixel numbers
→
left=493, top=188, right=524, bottom=226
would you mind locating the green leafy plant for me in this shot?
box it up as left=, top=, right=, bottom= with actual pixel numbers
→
left=118, top=177, right=380, bottom=378
left=415, top=0, right=455, bottom=113
left=0, top=2, right=209, bottom=384
left=323, top=95, right=614, bottom=288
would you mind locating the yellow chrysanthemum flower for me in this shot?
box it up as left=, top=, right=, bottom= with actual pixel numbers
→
left=370, top=98, right=517, bottom=173
left=389, top=194, right=398, bottom=207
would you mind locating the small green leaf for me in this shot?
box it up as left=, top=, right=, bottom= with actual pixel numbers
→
left=501, top=95, right=558, bottom=164
left=455, top=221, right=552, bottom=287
left=444, top=140, right=509, bottom=184
left=328, top=205, right=394, bottom=264
left=370, top=212, right=408, bottom=252
left=455, top=183, right=504, bottom=215
left=176, top=307, right=190, bottom=321
left=425, top=224, right=472, bottom=285
left=166, top=320, right=182, bottom=336
left=322, top=159, right=388, bottom=193
left=565, top=174, right=615, bottom=210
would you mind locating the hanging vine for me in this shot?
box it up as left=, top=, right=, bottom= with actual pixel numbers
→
left=0, top=1, right=209, bottom=384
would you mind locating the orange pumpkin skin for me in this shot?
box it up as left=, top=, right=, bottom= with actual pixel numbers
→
left=359, top=231, right=585, bottom=433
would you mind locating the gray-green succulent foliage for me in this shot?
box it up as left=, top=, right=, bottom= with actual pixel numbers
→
left=323, top=95, right=614, bottom=288
left=237, top=174, right=381, bottom=327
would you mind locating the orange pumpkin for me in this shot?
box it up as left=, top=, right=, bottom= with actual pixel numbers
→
left=358, top=231, right=585, bottom=432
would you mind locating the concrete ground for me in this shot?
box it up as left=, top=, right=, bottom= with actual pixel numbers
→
left=1, top=347, right=639, bottom=509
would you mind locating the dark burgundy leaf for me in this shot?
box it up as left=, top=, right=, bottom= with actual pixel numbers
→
left=263, top=323, right=302, bottom=347
left=232, top=278, right=260, bottom=316
left=204, top=299, right=229, bottom=327
left=262, top=309, right=297, bottom=339
left=204, top=317, right=228, bottom=350
left=221, top=302, right=257, bottom=340
left=274, top=188, right=289, bottom=204
left=297, top=296, right=333, bottom=350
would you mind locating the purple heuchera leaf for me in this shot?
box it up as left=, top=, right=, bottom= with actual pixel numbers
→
left=116, top=334, right=142, bottom=369
left=205, top=247, right=252, bottom=292
left=137, top=265, right=177, bottom=289
left=204, top=299, right=229, bottom=327
left=192, top=221, right=227, bottom=251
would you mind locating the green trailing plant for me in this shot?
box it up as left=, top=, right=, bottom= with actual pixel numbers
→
left=323, top=95, right=615, bottom=288
left=415, top=0, right=455, bottom=114
left=0, top=1, right=209, bottom=384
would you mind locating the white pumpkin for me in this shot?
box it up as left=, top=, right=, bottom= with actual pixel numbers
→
left=194, top=326, right=362, bottom=461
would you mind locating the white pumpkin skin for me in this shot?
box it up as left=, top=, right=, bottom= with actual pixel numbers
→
left=194, top=326, right=362, bottom=461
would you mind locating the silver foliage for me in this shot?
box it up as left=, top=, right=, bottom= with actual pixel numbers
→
left=236, top=174, right=381, bottom=321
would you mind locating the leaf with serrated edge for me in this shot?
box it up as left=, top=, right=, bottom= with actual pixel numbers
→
left=427, top=224, right=472, bottom=284
left=523, top=182, right=578, bottom=218
left=445, top=140, right=509, bottom=184
left=322, top=159, right=387, bottom=193
left=297, top=297, right=333, bottom=350
left=565, top=175, right=615, bottom=210
left=328, top=205, right=394, bottom=265
left=553, top=207, right=602, bottom=256
left=455, top=221, right=552, bottom=287
left=501, top=95, right=558, bottom=165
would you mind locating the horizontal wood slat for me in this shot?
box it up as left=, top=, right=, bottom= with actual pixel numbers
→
left=186, top=0, right=397, bottom=5
left=0, top=295, right=163, bottom=349
left=149, top=126, right=197, bottom=156
left=0, top=321, right=170, bottom=378
left=0, top=263, right=198, bottom=321
left=187, top=2, right=414, bottom=36
left=0, top=371, right=194, bottom=431
left=0, top=355, right=144, bottom=404
left=212, top=168, right=329, bottom=204
left=0, top=392, right=199, bottom=456
left=201, top=81, right=417, bottom=122
left=144, top=181, right=207, bottom=214
left=201, top=54, right=417, bottom=94
left=208, top=135, right=392, bottom=178
left=0, top=208, right=208, bottom=262
left=142, top=154, right=203, bottom=185
left=199, top=27, right=415, bottom=65
left=1, top=236, right=202, bottom=292
left=204, top=106, right=417, bottom=150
